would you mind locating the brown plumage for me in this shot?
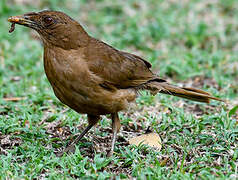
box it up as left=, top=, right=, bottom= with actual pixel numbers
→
left=8, top=10, right=222, bottom=156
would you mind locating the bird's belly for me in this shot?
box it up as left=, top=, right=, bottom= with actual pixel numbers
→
left=54, top=85, right=96, bottom=114
left=51, top=83, right=135, bottom=115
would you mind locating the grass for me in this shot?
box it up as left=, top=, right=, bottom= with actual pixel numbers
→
left=0, top=0, right=238, bottom=179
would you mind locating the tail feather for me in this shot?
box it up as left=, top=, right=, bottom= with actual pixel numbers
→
left=146, top=82, right=222, bottom=103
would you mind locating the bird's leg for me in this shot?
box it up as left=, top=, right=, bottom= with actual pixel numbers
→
left=60, top=115, right=100, bottom=155
left=108, top=113, right=121, bottom=156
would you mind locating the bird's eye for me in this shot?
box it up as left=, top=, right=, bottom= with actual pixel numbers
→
left=43, top=17, right=53, bottom=25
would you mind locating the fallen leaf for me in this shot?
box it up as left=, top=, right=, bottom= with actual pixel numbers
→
left=11, top=76, right=21, bottom=81
left=24, top=120, right=30, bottom=128
left=3, top=97, right=26, bottom=101
left=58, top=127, right=63, bottom=133
left=129, top=132, right=162, bottom=150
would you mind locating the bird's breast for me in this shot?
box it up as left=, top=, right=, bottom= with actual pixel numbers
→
left=43, top=47, right=87, bottom=83
left=43, top=47, right=90, bottom=101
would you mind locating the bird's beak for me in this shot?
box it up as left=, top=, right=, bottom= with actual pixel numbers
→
left=8, top=15, right=34, bottom=26
left=8, top=13, right=40, bottom=31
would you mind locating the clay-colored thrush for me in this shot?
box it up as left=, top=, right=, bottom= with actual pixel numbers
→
left=8, top=10, right=221, bottom=155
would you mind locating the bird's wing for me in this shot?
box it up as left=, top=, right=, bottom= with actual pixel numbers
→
left=85, top=38, right=165, bottom=89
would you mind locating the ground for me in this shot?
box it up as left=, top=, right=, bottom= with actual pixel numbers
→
left=0, top=0, right=237, bottom=179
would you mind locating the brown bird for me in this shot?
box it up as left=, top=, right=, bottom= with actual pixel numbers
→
left=8, top=10, right=221, bottom=156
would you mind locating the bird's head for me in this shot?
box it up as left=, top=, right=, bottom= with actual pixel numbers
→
left=8, top=10, right=89, bottom=49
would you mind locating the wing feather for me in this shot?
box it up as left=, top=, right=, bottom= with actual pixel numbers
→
left=85, top=38, right=160, bottom=89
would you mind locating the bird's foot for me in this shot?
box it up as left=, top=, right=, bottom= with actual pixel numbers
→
left=56, top=144, right=76, bottom=157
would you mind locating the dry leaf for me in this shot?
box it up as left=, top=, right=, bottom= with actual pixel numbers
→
left=24, top=120, right=30, bottom=128
left=11, top=76, right=21, bottom=81
left=129, top=132, right=162, bottom=151
left=3, top=97, right=26, bottom=101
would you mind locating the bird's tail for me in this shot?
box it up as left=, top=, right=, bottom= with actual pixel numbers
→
left=146, top=81, right=222, bottom=103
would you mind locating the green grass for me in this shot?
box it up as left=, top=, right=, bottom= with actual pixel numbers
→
left=0, top=0, right=238, bottom=179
